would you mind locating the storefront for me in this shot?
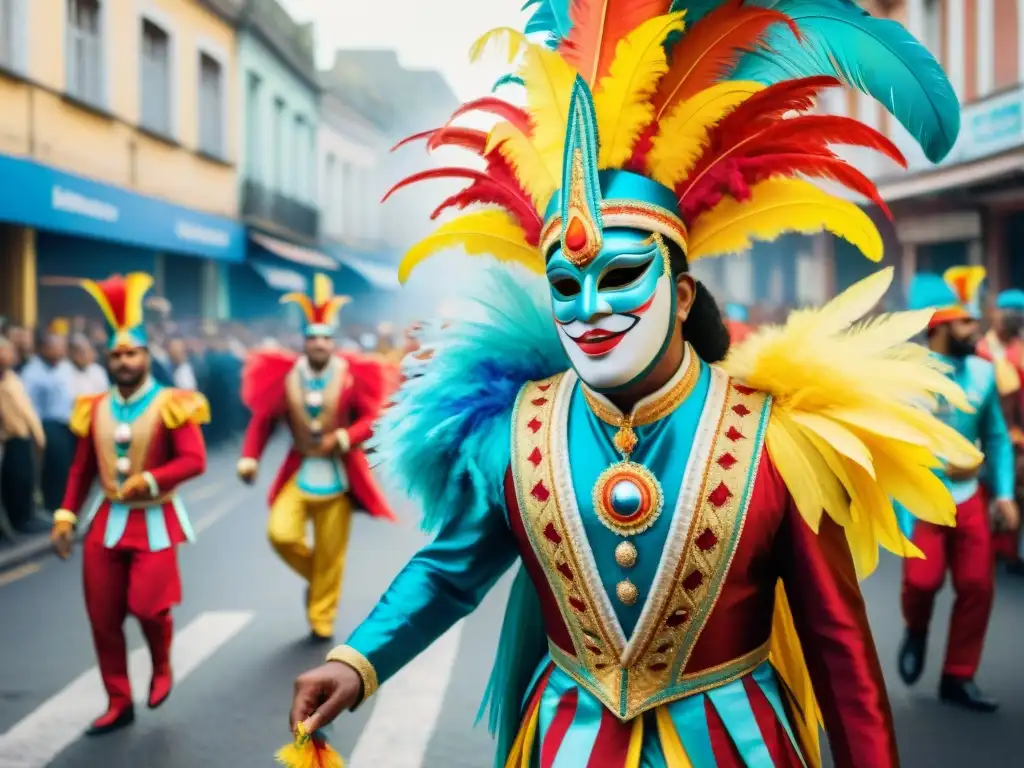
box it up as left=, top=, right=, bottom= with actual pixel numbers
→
left=0, top=153, right=244, bottom=327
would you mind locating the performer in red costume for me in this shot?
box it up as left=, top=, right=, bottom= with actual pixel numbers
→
left=50, top=273, right=209, bottom=735
left=238, top=274, right=396, bottom=641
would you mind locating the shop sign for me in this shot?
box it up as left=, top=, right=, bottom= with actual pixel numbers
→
left=0, top=154, right=244, bottom=262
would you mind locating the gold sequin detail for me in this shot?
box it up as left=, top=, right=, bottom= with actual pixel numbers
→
left=616, top=579, right=639, bottom=606
left=615, top=541, right=638, bottom=568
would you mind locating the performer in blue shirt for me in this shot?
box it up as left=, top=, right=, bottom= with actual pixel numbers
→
left=899, top=266, right=1019, bottom=712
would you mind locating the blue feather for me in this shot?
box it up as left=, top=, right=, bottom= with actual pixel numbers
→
left=523, top=0, right=573, bottom=48
left=492, top=73, right=526, bottom=93
left=369, top=263, right=566, bottom=536
left=728, top=0, right=960, bottom=162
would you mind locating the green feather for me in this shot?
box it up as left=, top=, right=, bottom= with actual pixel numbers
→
left=729, top=0, right=960, bottom=162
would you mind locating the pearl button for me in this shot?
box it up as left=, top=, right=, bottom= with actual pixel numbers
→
left=115, top=456, right=131, bottom=475
left=615, top=541, right=638, bottom=569
left=609, top=479, right=643, bottom=518
left=305, top=391, right=323, bottom=408
left=309, top=419, right=323, bottom=434
left=114, top=423, right=132, bottom=445
left=616, top=579, right=639, bottom=606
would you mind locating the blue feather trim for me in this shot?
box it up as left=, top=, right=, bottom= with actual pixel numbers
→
left=369, top=263, right=567, bottom=535
left=493, top=73, right=526, bottom=93
left=728, top=0, right=960, bottom=162
left=523, top=0, right=573, bottom=48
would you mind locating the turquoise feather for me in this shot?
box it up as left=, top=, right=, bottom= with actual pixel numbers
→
left=728, top=0, right=960, bottom=162
left=369, top=263, right=566, bottom=536
left=492, top=73, right=526, bottom=92
left=523, top=0, right=573, bottom=47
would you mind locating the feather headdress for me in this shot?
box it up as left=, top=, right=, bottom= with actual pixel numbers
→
left=280, top=273, right=351, bottom=337
left=908, top=266, right=986, bottom=328
left=385, top=0, right=956, bottom=281
left=80, top=272, right=154, bottom=350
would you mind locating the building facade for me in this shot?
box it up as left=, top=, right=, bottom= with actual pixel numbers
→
left=0, top=0, right=243, bottom=326
left=227, top=0, right=331, bottom=321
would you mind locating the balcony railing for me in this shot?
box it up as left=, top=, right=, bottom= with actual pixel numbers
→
left=241, top=179, right=319, bottom=241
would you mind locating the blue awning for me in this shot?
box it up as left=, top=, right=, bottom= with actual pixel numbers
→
left=250, top=232, right=337, bottom=270
left=324, top=245, right=399, bottom=290
left=250, top=260, right=308, bottom=292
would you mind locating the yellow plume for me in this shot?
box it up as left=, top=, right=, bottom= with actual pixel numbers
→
left=469, top=27, right=529, bottom=64
left=687, top=177, right=882, bottom=262
left=279, top=292, right=315, bottom=323
left=80, top=280, right=119, bottom=331
left=488, top=122, right=558, bottom=210
left=647, top=81, right=763, bottom=188
left=123, top=273, right=154, bottom=329
left=593, top=12, right=685, bottom=169
left=943, top=264, right=986, bottom=305
left=520, top=43, right=577, bottom=187
left=398, top=211, right=543, bottom=284
left=321, top=296, right=352, bottom=327
left=723, top=268, right=983, bottom=580
left=313, top=273, right=334, bottom=306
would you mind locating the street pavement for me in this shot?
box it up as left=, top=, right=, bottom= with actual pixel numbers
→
left=0, top=439, right=1020, bottom=767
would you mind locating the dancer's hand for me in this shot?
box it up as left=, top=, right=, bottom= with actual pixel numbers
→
left=51, top=521, right=74, bottom=560
left=994, top=498, right=1020, bottom=531
left=120, top=474, right=151, bottom=502
left=237, top=458, right=258, bottom=484
left=289, top=662, right=362, bottom=734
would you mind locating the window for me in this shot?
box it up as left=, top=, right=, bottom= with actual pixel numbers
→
left=295, top=115, right=307, bottom=200
left=198, top=52, right=224, bottom=157
left=245, top=72, right=262, bottom=179
left=66, top=0, right=103, bottom=106
left=323, top=152, right=337, bottom=228
left=140, top=19, right=171, bottom=135
left=273, top=97, right=286, bottom=192
left=922, top=0, right=942, bottom=61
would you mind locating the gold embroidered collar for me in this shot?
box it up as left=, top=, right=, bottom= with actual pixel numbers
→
left=582, top=346, right=699, bottom=432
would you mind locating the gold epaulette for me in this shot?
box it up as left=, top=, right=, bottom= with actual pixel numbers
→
left=160, top=389, right=211, bottom=429
left=69, top=394, right=105, bottom=438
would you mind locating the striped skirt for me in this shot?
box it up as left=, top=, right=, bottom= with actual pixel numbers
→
left=506, top=661, right=807, bottom=768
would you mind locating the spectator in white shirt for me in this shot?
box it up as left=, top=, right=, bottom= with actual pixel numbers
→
left=167, top=337, right=198, bottom=391
left=68, top=334, right=109, bottom=398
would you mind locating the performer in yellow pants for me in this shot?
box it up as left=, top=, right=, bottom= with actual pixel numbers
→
left=268, top=481, right=353, bottom=636
left=238, top=275, right=397, bottom=640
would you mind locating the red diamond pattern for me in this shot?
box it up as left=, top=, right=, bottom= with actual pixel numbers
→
left=734, top=384, right=756, bottom=395
left=532, top=481, right=550, bottom=502
left=725, top=426, right=744, bottom=442
left=528, top=447, right=543, bottom=466
left=556, top=562, right=574, bottom=581
left=586, top=645, right=603, bottom=656
left=531, top=397, right=548, bottom=406
left=708, top=482, right=731, bottom=507
left=665, top=609, right=689, bottom=628
left=538, top=383, right=551, bottom=391
left=569, top=596, right=587, bottom=613
left=656, top=643, right=673, bottom=654
left=543, top=523, right=562, bottom=544
left=696, top=528, right=719, bottom=551
left=732, top=404, right=750, bottom=417
left=683, top=570, right=704, bottom=591
left=527, top=417, right=542, bottom=433
left=717, top=452, right=737, bottom=470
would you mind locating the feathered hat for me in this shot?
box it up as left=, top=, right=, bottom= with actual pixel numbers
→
left=908, top=266, right=986, bottom=328
left=280, top=273, right=350, bottom=337
left=383, top=0, right=957, bottom=284
left=81, top=273, right=154, bottom=350
left=996, top=289, right=1024, bottom=313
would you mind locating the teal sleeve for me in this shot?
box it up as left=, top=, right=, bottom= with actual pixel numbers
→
left=345, top=493, right=519, bottom=686
left=982, top=376, right=1015, bottom=501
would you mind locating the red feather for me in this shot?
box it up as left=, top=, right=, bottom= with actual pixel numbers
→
left=651, top=0, right=800, bottom=121
left=560, top=0, right=672, bottom=84
left=96, top=276, right=129, bottom=328
left=241, top=349, right=297, bottom=417
left=391, top=128, right=436, bottom=152
left=447, top=97, right=533, bottom=136
left=393, top=127, right=491, bottom=156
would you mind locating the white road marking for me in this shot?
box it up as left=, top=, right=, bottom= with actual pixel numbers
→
left=348, top=622, right=464, bottom=767
left=192, top=494, right=243, bottom=535
left=0, top=563, right=41, bottom=588
left=0, top=611, right=253, bottom=767
left=186, top=481, right=225, bottom=503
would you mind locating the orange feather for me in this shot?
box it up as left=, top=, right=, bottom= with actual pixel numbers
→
left=560, top=0, right=672, bottom=85
left=651, top=0, right=799, bottom=121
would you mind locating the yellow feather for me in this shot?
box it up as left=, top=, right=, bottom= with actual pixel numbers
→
left=943, top=265, right=987, bottom=304
left=592, top=12, right=686, bottom=169
left=724, top=269, right=982, bottom=579
left=519, top=43, right=577, bottom=186
left=397, top=211, right=542, bottom=284
left=280, top=292, right=315, bottom=324
left=313, top=273, right=334, bottom=306
left=688, top=178, right=882, bottom=262
left=647, top=82, right=763, bottom=188
left=79, top=280, right=120, bottom=331
left=122, top=273, right=154, bottom=329
left=488, top=122, right=558, bottom=210
left=469, top=26, right=529, bottom=64
left=769, top=586, right=822, bottom=767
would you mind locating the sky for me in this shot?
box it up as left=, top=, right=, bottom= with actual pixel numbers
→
left=278, top=0, right=529, bottom=103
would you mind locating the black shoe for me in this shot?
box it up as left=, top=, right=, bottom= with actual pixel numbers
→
left=939, top=676, right=999, bottom=712
left=85, top=705, right=135, bottom=736
left=309, top=630, right=334, bottom=644
left=898, top=630, right=927, bottom=685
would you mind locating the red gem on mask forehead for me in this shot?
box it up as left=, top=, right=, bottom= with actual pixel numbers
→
left=565, top=216, right=587, bottom=252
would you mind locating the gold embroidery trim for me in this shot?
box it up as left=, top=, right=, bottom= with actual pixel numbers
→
left=92, top=391, right=164, bottom=495
left=542, top=201, right=689, bottom=256
left=326, top=645, right=379, bottom=704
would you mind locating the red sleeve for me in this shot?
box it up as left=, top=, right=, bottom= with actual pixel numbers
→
left=774, top=469, right=899, bottom=767
left=344, top=354, right=396, bottom=448
left=148, top=421, right=207, bottom=493
left=241, top=409, right=277, bottom=461
left=60, top=436, right=98, bottom=515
